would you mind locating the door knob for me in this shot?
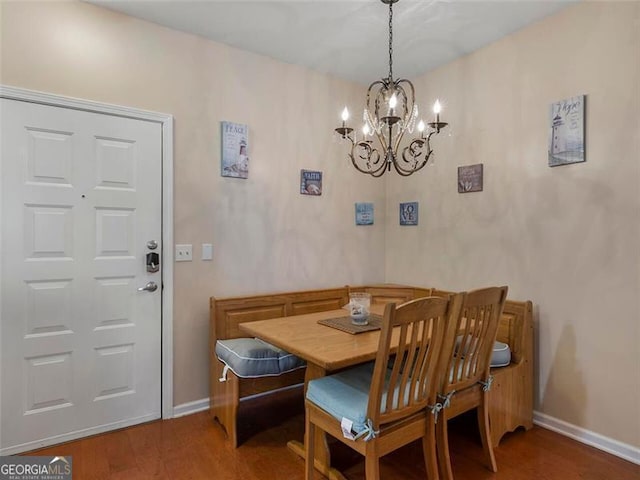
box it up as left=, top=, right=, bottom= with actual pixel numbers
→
left=138, top=281, right=158, bottom=292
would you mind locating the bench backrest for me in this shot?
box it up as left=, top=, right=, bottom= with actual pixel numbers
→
left=496, top=299, right=533, bottom=365
left=211, top=285, right=531, bottom=367
left=350, top=285, right=433, bottom=305
left=432, top=288, right=532, bottom=366
left=211, top=287, right=350, bottom=341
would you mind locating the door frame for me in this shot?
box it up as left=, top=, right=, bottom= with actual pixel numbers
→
left=0, top=85, right=175, bottom=421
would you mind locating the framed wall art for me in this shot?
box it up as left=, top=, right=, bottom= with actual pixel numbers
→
left=458, top=164, right=483, bottom=193
left=549, top=95, right=585, bottom=167
left=355, top=203, right=374, bottom=225
left=221, top=121, right=249, bottom=178
left=399, top=202, right=418, bottom=226
left=300, top=170, right=322, bottom=195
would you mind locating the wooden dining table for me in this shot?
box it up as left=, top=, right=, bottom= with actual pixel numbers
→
left=239, top=304, right=391, bottom=480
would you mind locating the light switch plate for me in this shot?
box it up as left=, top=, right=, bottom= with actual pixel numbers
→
left=202, top=243, right=213, bottom=261
left=175, top=244, right=192, bottom=262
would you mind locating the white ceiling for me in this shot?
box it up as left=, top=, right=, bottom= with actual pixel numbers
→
left=86, top=0, right=575, bottom=85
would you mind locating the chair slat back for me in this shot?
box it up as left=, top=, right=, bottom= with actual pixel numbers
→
left=367, top=295, right=463, bottom=426
left=440, top=286, right=508, bottom=394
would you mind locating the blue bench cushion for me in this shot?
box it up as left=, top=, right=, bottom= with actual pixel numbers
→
left=306, top=362, right=414, bottom=438
left=490, top=341, right=511, bottom=367
left=215, top=338, right=306, bottom=378
left=455, top=336, right=512, bottom=368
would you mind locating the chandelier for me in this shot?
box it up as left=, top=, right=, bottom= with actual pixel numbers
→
left=335, top=0, right=448, bottom=177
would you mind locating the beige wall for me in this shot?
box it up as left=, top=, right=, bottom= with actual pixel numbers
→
left=0, top=1, right=386, bottom=406
left=385, top=2, right=640, bottom=448
left=2, top=0, right=639, bottom=451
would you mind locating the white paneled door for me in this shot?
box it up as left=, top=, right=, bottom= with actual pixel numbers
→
left=0, top=99, right=162, bottom=454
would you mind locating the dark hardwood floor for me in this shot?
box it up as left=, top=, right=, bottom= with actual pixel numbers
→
left=27, top=387, right=639, bottom=479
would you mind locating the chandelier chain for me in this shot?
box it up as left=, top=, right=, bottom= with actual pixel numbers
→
left=388, top=1, right=393, bottom=81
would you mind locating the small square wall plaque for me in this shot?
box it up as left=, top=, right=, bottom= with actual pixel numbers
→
left=355, top=203, right=374, bottom=225
left=458, top=164, right=483, bottom=193
left=399, top=202, right=418, bottom=226
left=300, top=170, right=322, bottom=195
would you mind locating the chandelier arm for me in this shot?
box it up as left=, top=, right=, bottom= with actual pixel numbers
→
left=349, top=142, right=387, bottom=176
left=396, top=79, right=415, bottom=107
left=398, top=144, right=424, bottom=172
left=396, top=155, right=426, bottom=175
left=367, top=148, right=384, bottom=167
left=366, top=79, right=388, bottom=137
left=351, top=155, right=388, bottom=177
left=367, top=150, right=387, bottom=175
left=395, top=79, right=416, bottom=132
left=392, top=126, right=406, bottom=154
left=395, top=150, right=432, bottom=175
left=342, top=131, right=356, bottom=147
left=364, top=145, right=388, bottom=178
left=394, top=162, right=421, bottom=176
left=349, top=153, right=375, bottom=175
left=359, top=147, right=379, bottom=166
left=366, top=80, right=386, bottom=110
left=396, top=134, right=435, bottom=175
left=372, top=122, right=389, bottom=152
left=371, top=164, right=389, bottom=178
left=401, top=138, right=425, bottom=163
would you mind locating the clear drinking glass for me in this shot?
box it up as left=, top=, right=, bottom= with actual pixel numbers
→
left=349, top=292, right=371, bottom=326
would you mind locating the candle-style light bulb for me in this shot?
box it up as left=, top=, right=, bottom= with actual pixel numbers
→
left=417, top=120, right=425, bottom=136
left=389, top=94, right=398, bottom=110
left=433, top=100, right=442, bottom=124
left=362, top=124, right=370, bottom=136
left=341, top=107, right=350, bottom=122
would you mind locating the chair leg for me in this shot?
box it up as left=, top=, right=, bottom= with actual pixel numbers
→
left=436, top=416, right=454, bottom=480
left=422, top=419, right=439, bottom=480
left=477, top=395, right=497, bottom=472
left=305, top=407, right=315, bottom=480
left=365, top=442, right=380, bottom=480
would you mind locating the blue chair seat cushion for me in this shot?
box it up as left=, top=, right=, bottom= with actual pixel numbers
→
left=215, top=338, right=306, bottom=378
left=306, top=362, right=415, bottom=437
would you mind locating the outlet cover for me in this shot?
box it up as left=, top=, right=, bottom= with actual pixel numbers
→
left=175, top=244, right=192, bottom=262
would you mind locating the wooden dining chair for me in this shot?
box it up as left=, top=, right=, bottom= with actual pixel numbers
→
left=304, top=295, right=463, bottom=480
left=435, top=286, right=509, bottom=479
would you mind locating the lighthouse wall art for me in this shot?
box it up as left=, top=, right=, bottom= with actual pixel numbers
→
left=549, top=95, right=585, bottom=167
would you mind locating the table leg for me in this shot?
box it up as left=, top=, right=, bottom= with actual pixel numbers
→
left=287, top=362, right=347, bottom=480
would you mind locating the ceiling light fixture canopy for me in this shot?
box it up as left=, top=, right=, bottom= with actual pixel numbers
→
left=335, top=0, right=448, bottom=177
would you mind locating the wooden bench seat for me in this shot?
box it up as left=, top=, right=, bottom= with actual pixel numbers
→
left=210, top=288, right=350, bottom=447
left=210, top=284, right=533, bottom=447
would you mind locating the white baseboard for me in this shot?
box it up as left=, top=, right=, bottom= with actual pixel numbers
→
left=171, top=384, right=304, bottom=419
left=0, top=413, right=160, bottom=456
left=534, top=411, right=640, bottom=465
left=172, top=398, right=211, bottom=418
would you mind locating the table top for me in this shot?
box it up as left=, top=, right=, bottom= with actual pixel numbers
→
left=239, top=304, right=395, bottom=371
